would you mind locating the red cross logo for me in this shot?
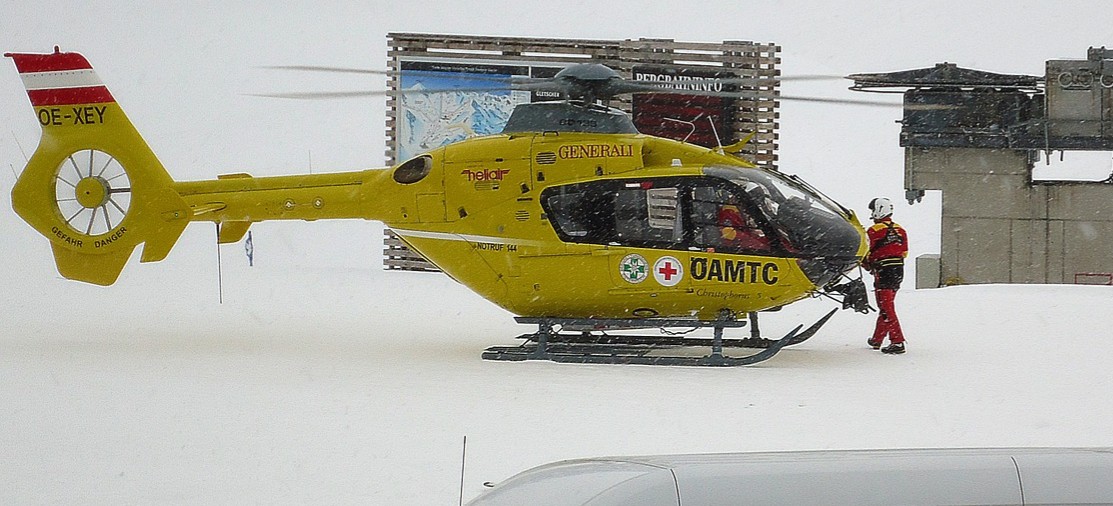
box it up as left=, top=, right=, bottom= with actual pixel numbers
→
left=653, top=256, right=683, bottom=287
left=658, top=261, right=678, bottom=281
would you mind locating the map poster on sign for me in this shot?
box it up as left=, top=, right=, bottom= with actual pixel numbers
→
left=397, top=60, right=559, bottom=161
left=631, top=65, right=738, bottom=148
left=397, top=60, right=529, bottom=161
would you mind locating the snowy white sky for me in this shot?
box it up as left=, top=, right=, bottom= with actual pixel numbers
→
left=2, top=2, right=1112, bottom=504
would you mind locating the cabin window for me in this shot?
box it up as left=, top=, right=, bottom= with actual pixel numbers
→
left=613, top=185, right=683, bottom=245
left=543, top=180, right=677, bottom=246
left=543, top=187, right=614, bottom=242
left=541, top=177, right=780, bottom=254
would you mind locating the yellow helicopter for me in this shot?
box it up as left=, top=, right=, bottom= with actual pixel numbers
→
left=6, top=48, right=871, bottom=366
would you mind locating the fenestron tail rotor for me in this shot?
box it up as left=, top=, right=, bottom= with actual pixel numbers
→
left=55, top=149, right=132, bottom=236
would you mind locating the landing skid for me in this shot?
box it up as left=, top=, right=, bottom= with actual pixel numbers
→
left=482, top=308, right=838, bottom=366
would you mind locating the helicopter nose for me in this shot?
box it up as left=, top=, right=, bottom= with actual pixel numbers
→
left=797, top=256, right=861, bottom=288
left=788, top=214, right=865, bottom=287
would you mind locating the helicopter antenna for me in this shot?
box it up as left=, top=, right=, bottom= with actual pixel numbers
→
left=707, top=116, right=724, bottom=154
left=458, top=435, right=468, bottom=506
left=11, top=130, right=28, bottom=163
left=663, top=113, right=703, bottom=144
left=215, top=223, right=224, bottom=304
left=9, top=131, right=28, bottom=180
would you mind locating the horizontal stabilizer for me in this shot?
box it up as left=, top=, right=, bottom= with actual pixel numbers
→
left=218, top=221, right=252, bottom=244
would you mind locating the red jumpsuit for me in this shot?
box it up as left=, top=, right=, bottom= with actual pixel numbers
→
left=718, top=205, right=770, bottom=251
left=866, top=218, right=908, bottom=346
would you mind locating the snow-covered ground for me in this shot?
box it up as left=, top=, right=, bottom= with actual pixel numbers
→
left=2, top=219, right=1111, bottom=504
left=3, top=2, right=1113, bottom=504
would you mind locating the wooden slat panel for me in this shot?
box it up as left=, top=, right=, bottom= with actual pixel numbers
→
left=385, top=259, right=442, bottom=271
left=384, top=34, right=779, bottom=271
left=383, top=229, right=439, bottom=270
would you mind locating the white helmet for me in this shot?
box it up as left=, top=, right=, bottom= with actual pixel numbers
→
left=869, top=197, right=893, bottom=220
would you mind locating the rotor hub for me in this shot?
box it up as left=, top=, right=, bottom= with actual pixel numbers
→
left=74, top=176, right=111, bottom=208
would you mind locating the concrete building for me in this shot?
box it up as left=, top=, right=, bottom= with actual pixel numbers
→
left=851, top=48, right=1113, bottom=287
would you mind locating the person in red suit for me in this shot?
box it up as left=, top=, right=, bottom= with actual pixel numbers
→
left=718, top=199, right=770, bottom=252
left=865, top=197, right=908, bottom=354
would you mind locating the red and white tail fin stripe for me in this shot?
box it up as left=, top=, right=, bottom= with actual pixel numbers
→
left=5, top=47, right=114, bottom=106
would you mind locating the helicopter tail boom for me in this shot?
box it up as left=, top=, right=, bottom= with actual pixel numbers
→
left=7, top=48, right=191, bottom=285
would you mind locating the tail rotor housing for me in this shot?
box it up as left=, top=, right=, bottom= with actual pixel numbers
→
left=7, top=48, right=189, bottom=285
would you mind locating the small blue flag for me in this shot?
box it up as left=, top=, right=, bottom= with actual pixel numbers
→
left=245, top=231, right=254, bottom=266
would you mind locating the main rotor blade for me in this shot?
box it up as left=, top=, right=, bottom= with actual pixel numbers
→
left=776, top=74, right=847, bottom=81
left=264, top=64, right=848, bottom=91
left=770, top=93, right=953, bottom=110
left=247, top=85, right=544, bottom=100
left=628, top=74, right=845, bottom=86
left=629, top=87, right=950, bottom=109
left=261, top=65, right=392, bottom=75
left=247, top=90, right=384, bottom=99
left=261, top=65, right=545, bottom=85
left=249, top=80, right=948, bottom=109
left=249, top=88, right=943, bottom=109
left=266, top=65, right=842, bottom=82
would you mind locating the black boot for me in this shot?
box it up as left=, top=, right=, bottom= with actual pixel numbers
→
left=881, top=342, right=905, bottom=354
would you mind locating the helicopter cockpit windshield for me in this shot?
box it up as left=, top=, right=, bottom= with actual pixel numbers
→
left=703, top=165, right=863, bottom=261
